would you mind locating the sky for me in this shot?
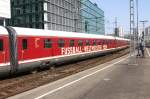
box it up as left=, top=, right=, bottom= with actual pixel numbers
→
left=90, top=0, right=150, bottom=34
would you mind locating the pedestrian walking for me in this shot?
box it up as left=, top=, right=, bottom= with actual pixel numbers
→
left=139, top=40, right=145, bottom=57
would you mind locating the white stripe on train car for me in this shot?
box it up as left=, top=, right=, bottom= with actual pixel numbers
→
left=0, top=46, right=128, bottom=67
left=0, top=63, right=10, bottom=67
left=18, top=46, right=127, bottom=64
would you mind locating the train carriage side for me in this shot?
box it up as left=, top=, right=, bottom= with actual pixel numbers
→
left=16, top=31, right=55, bottom=72
left=116, top=38, right=129, bottom=50
left=0, top=26, right=10, bottom=75
left=8, top=27, right=129, bottom=74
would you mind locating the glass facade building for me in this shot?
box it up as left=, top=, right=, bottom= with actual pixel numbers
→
left=43, top=0, right=81, bottom=32
left=6, top=0, right=105, bottom=35
left=7, top=0, right=44, bottom=29
left=80, top=0, right=105, bottom=35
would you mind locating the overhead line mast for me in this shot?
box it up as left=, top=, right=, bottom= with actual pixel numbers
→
left=129, top=0, right=137, bottom=65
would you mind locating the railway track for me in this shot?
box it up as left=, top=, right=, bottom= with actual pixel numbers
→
left=0, top=48, right=129, bottom=99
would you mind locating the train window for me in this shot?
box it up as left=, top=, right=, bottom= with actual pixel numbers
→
left=93, top=40, right=97, bottom=46
left=106, top=40, right=108, bottom=45
left=86, top=40, right=90, bottom=46
left=70, top=40, right=74, bottom=47
left=58, top=39, right=65, bottom=48
left=102, top=40, right=105, bottom=44
left=98, top=40, right=101, bottom=45
left=22, top=39, right=28, bottom=50
left=78, top=40, right=83, bottom=46
left=44, top=39, right=52, bottom=48
left=0, top=39, right=3, bottom=51
left=107, top=40, right=109, bottom=45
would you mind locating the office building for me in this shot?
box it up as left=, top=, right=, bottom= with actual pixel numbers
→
left=7, top=0, right=105, bottom=35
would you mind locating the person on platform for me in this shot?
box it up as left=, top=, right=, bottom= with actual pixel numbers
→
left=139, top=40, right=145, bottom=57
left=136, top=42, right=141, bottom=57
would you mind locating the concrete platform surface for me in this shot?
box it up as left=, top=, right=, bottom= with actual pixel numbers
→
left=8, top=48, right=150, bottom=99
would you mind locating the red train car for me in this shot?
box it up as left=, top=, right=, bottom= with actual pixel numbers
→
left=0, top=27, right=10, bottom=75
left=0, top=26, right=129, bottom=76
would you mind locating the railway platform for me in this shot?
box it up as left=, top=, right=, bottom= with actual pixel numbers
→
left=8, top=48, right=150, bottom=99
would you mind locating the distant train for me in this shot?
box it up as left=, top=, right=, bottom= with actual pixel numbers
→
left=0, top=26, right=129, bottom=76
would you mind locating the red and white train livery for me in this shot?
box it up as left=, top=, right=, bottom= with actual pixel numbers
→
left=0, top=26, right=129, bottom=76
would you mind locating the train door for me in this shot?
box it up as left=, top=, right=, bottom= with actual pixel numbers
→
left=0, top=38, right=5, bottom=64
left=0, top=37, right=9, bottom=64
left=113, top=40, right=115, bottom=48
left=114, top=39, right=117, bottom=48
left=52, top=37, right=58, bottom=56
left=21, top=38, right=28, bottom=60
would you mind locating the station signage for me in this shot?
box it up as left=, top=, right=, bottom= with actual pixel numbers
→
left=0, top=0, right=11, bottom=18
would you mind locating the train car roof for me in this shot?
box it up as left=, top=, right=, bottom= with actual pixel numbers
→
left=12, top=27, right=128, bottom=41
left=0, top=26, right=9, bottom=35
left=12, top=27, right=113, bottom=39
left=0, top=26, right=129, bottom=41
